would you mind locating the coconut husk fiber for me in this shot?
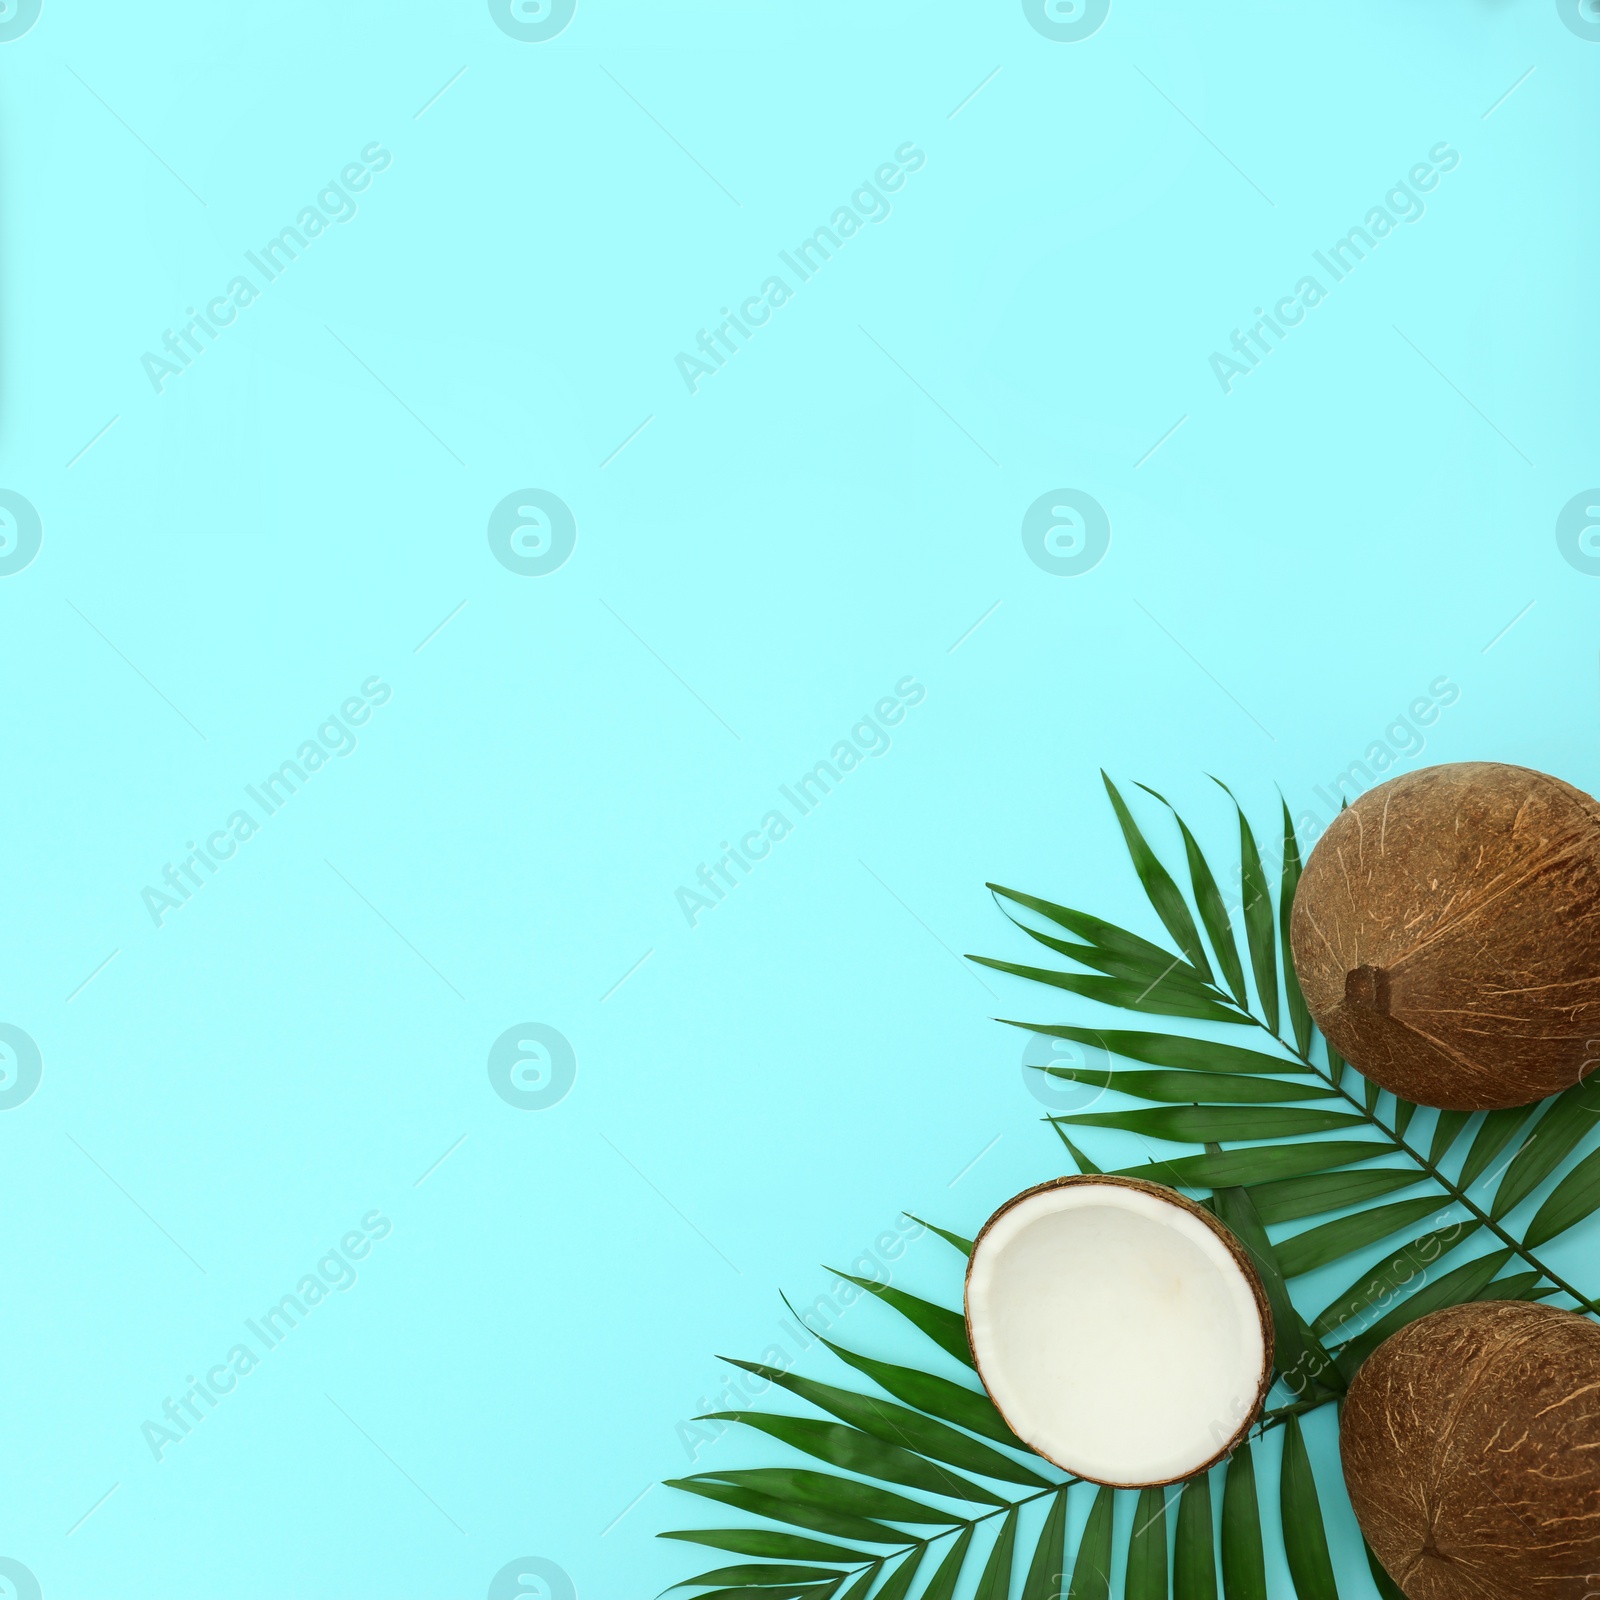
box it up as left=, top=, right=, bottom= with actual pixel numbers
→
left=1290, top=762, right=1600, bottom=1109
left=1341, top=1299, right=1600, bottom=1600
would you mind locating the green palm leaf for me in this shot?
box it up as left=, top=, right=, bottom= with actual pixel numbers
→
left=1069, top=1485, right=1115, bottom=1600
left=1058, top=1106, right=1367, bottom=1143
left=1213, top=1179, right=1341, bottom=1396
left=675, top=1586, right=830, bottom=1600
left=1037, top=1066, right=1337, bottom=1105
left=1393, top=1097, right=1419, bottom=1141
left=1525, top=1145, right=1600, bottom=1248
left=1457, top=1104, right=1538, bottom=1190
left=1279, top=1417, right=1338, bottom=1600
left=1333, top=1247, right=1513, bottom=1379
left=1002, top=1023, right=1309, bottom=1076
left=1173, top=1474, right=1217, bottom=1600
left=970, top=957, right=1244, bottom=1024
left=1365, top=1541, right=1407, bottom=1600
left=1275, top=1196, right=1456, bottom=1278
left=1022, top=1488, right=1069, bottom=1600
left=801, top=1329, right=1023, bottom=1449
left=1247, top=1168, right=1423, bottom=1225
left=987, top=883, right=1197, bottom=975
left=695, top=1415, right=1007, bottom=1505
left=717, top=1361, right=1051, bottom=1487
left=1474, top=1270, right=1557, bottom=1305
left=1490, top=1084, right=1600, bottom=1218
left=664, top=1475, right=911, bottom=1543
left=1108, top=1140, right=1389, bottom=1189
left=671, top=1469, right=951, bottom=1529
left=920, top=1526, right=974, bottom=1600
left=1279, top=799, right=1313, bottom=1054
left=1135, top=783, right=1249, bottom=1008
left=1103, top=772, right=1214, bottom=982
left=873, top=1546, right=924, bottom=1600
left=699, top=1469, right=950, bottom=1525
left=1002, top=919, right=1223, bottom=1005
left=1326, top=1038, right=1346, bottom=1089
left=661, top=1529, right=874, bottom=1564
left=1310, top=1221, right=1482, bottom=1337
left=1127, top=1485, right=1170, bottom=1600
left=973, top=1507, right=1018, bottom=1600
left=672, top=1564, right=847, bottom=1589
left=905, top=1215, right=973, bottom=1256
left=1428, top=1108, right=1473, bottom=1166
left=828, top=1275, right=973, bottom=1368
left=1053, top=1124, right=1103, bottom=1173
left=836, top=1564, right=880, bottom=1600
left=1212, top=779, right=1278, bottom=1033
left=1221, top=1446, right=1267, bottom=1600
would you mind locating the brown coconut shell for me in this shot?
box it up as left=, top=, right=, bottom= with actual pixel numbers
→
left=964, top=1174, right=1275, bottom=1485
left=1290, top=762, right=1600, bottom=1110
left=1341, top=1299, right=1600, bottom=1600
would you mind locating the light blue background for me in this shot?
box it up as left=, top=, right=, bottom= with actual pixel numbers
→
left=0, top=1, right=1596, bottom=1595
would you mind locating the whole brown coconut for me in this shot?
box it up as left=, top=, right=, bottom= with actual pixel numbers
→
left=1290, top=762, right=1600, bottom=1109
left=1341, top=1300, right=1600, bottom=1600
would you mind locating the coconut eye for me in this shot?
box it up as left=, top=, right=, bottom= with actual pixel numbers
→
left=965, top=1177, right=1272, bottom=1487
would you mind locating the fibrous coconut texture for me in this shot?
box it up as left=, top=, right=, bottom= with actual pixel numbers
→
left=964, top=1175, right=1273, bottom=1487
left=1341, top=1300, right=1600, bottom=1600
left=1290, top=762, right=1600, bottom=1110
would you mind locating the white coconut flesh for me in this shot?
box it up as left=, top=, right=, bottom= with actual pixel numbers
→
left=966, top=1181, right=1268, bottom=1486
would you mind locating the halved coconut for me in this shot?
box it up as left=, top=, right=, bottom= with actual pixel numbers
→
left=965, top=1176, right=1273, bottom=1486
